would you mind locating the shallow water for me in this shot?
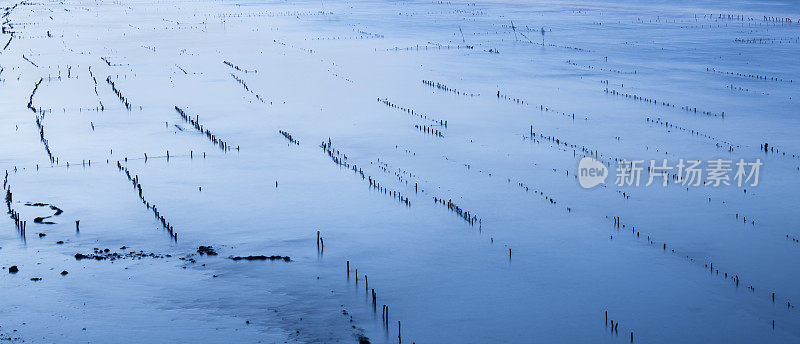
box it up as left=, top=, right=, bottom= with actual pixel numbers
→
left=1, top=0, right=799, bottom=343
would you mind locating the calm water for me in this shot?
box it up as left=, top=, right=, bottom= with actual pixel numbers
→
left=1, top=0, right=799, bottom=342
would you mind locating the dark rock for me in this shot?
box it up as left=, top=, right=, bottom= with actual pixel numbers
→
left=230, top=255, right=291, bottom=262
left=74, top=253, right=90, bottom=260
left=49, top=205, right=63, bottom=215
left=34, top=216, right=56, bottom=224
left=75, top=250, right=165, bottom=261
left=197, top=246, right=218, bottom=256
left=8, top=265, right=18, bottom=273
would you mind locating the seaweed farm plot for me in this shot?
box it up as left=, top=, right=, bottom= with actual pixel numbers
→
left=1, top=0, right=800, bottom=343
